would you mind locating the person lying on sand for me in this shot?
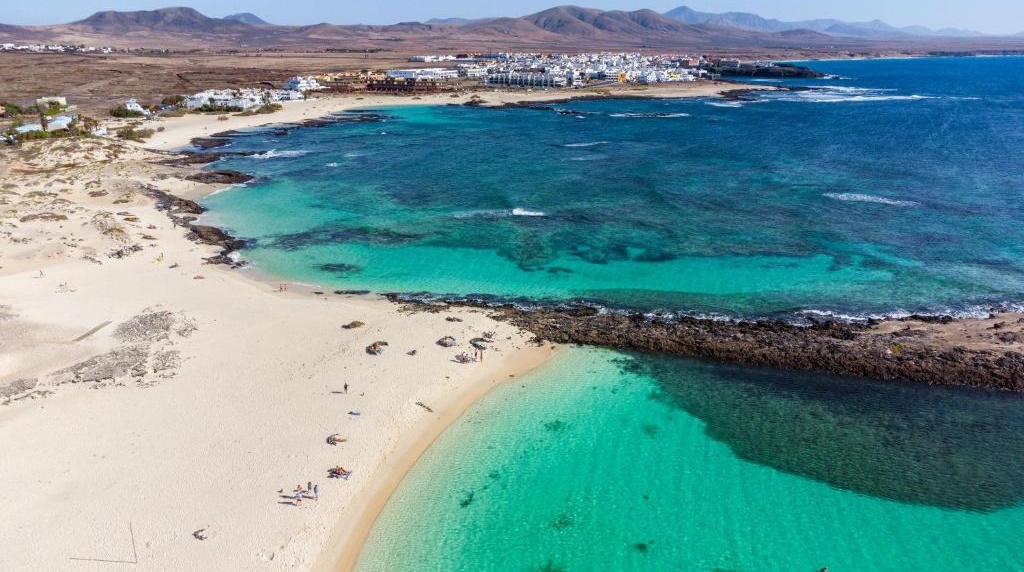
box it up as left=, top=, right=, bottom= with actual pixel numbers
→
left=329, top=466, right=353, bottom=478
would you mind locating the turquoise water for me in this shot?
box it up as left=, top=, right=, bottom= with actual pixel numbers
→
left=197, top=57, right=1024, bottom=570
left=356, top=348, right=1024, bottom=571
left=204, top=56, right=1024, bottom=319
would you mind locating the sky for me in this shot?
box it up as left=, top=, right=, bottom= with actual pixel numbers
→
left=4, top=0, right=1024, bottom=35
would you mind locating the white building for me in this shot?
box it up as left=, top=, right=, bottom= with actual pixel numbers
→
left=409, top=55, right=457, bottom=63
left=386, top=68, right=460, bottom=81
left=184, top=89, right=264, bottom=110
left=124, top=99, right=151, bottom=117
left=284, top=77, right=323, bottom=91
left=485, top=73, right=567, bottom=88
left=271, top=90, right=305, bottom=102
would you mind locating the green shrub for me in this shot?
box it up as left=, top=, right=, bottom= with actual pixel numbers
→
left=236, top=103, right=283, bottom=116
left=161, top=94, right=186, bottom=106
left=110, top=106, right=145, bottom=118
left=194, top=104, right=244, bottom=113
left=115, top=125, right=156, bottom=142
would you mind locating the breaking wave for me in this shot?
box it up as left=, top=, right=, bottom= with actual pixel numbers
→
left=563, top=141, right=608, bottom=148
left=609, top=112, right=690, bottom=118
left=252, top=149, right=311, bottom=160
left=824, top=193, right=918, bottom=207
left=771, top=86, right=934, bottom=104
left=452, top=208, right=546, bottom=219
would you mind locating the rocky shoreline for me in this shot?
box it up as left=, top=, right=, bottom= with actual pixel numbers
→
left=387, top=296, right=1024, bottom=391
left=143, top=186, right=249, bottom=266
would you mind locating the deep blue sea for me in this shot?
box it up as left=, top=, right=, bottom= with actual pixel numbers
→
left=200, top=57, right=1024, bottom=571
left=205, top=56, right=1024, bottom=320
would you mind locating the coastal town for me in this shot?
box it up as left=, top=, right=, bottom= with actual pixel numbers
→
left=1, top=51, right=813, bottom=142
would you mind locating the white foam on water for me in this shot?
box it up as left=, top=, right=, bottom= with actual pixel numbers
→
left=609, top=112, right=690, bottom=118
left=799, top=301, right=1024, bottom=322
left=797, top=93, right=931, bottom=103
left=563, top=141, right=608, bottom=148
left=325, top=162, right=340, bottom=168
left=452, top=208, right=546, bottom=219
left=824, top=193, right=918, bottom=207
left=206, top=184, right=244, bottom=197
left=252, top=149, right=311, bottom=160
left=769, top=85, right=936, bottom=104
left=511, top=208, right=545, bottom=217
left=705, top=101, right=743, bottom=108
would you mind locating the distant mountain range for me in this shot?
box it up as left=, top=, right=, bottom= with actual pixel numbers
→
left=663, top=6, right=986, bottom=39
left=0, top=5, right=1021, bottom=50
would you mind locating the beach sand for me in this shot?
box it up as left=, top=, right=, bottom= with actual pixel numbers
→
left=0, top=137, right=553, bottom=571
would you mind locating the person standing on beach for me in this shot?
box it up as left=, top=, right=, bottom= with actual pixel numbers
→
left=294, top=491, right=303, bottom=505
left=313, top=484, right=319, bottom=500
left=344, top=383, right=349, bottom=394
left=307, top=481, right=312, bottom=495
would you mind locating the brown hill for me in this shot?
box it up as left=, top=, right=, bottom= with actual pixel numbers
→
left=69, top=7, right=249, bottom=35
left=525, top=6, right=700, bottom=37
left=456, top=17, right=566, bottom=41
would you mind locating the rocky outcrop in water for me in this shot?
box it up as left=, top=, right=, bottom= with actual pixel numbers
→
left=389, top=297, right=1024, bottom=391
left=142, top=186, right=247, bottom=266
left=191, top=137, right=232, bottom=150
left=715, top=63, right=825, bottom=79
left=185, top=170, right=253, bottom=185
left=508, top=308, right=1024, bottom=390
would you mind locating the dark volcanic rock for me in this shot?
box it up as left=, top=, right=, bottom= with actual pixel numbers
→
left=388, top=296, right=1024, bottom=392
left=158, top=152, right=222, bottom=166
left=188, top=224, right=247, bottom=252
left=191, top=137, right=231, bottom=150
left=498, top=309, right=1024, bottom=391
left=143, top=186, right=204, bottom=216
left=185, top=170, right=253, bottom=185
left=716, top=63, right=825, bottom=79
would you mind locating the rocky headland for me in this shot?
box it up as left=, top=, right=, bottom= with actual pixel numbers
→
left=388, top=297, right=1024, bottom=391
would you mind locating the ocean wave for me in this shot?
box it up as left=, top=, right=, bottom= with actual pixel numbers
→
left=768, top=85, right=934, bottom=104
left=798, top=301, right=1024, bottom=323
left=206, top=184, right=244, bottom=197
left=325, top=162, right=339, bottom=168
left=452, top=208, right=546, bottom=219
left=812, top=85, right=895, bottom=93
left=824, top=193, right=918, bottom=207
left=705, top=101, right=743, bottom=108
left=609, top=112, right=690, bottom=118
left=252, top=149, right=311, bottom=160
left=796, top=93, right=931, bottom=103
left=563, top=141, right=608, bottom=148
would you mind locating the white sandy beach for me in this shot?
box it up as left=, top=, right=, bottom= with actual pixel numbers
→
left=0, top=136, right=554, bottom=571
left=0, top=81, right=751, bottom=572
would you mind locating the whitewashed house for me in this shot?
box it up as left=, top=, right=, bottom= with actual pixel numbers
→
left=284, top=77, right=323, bottom=91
